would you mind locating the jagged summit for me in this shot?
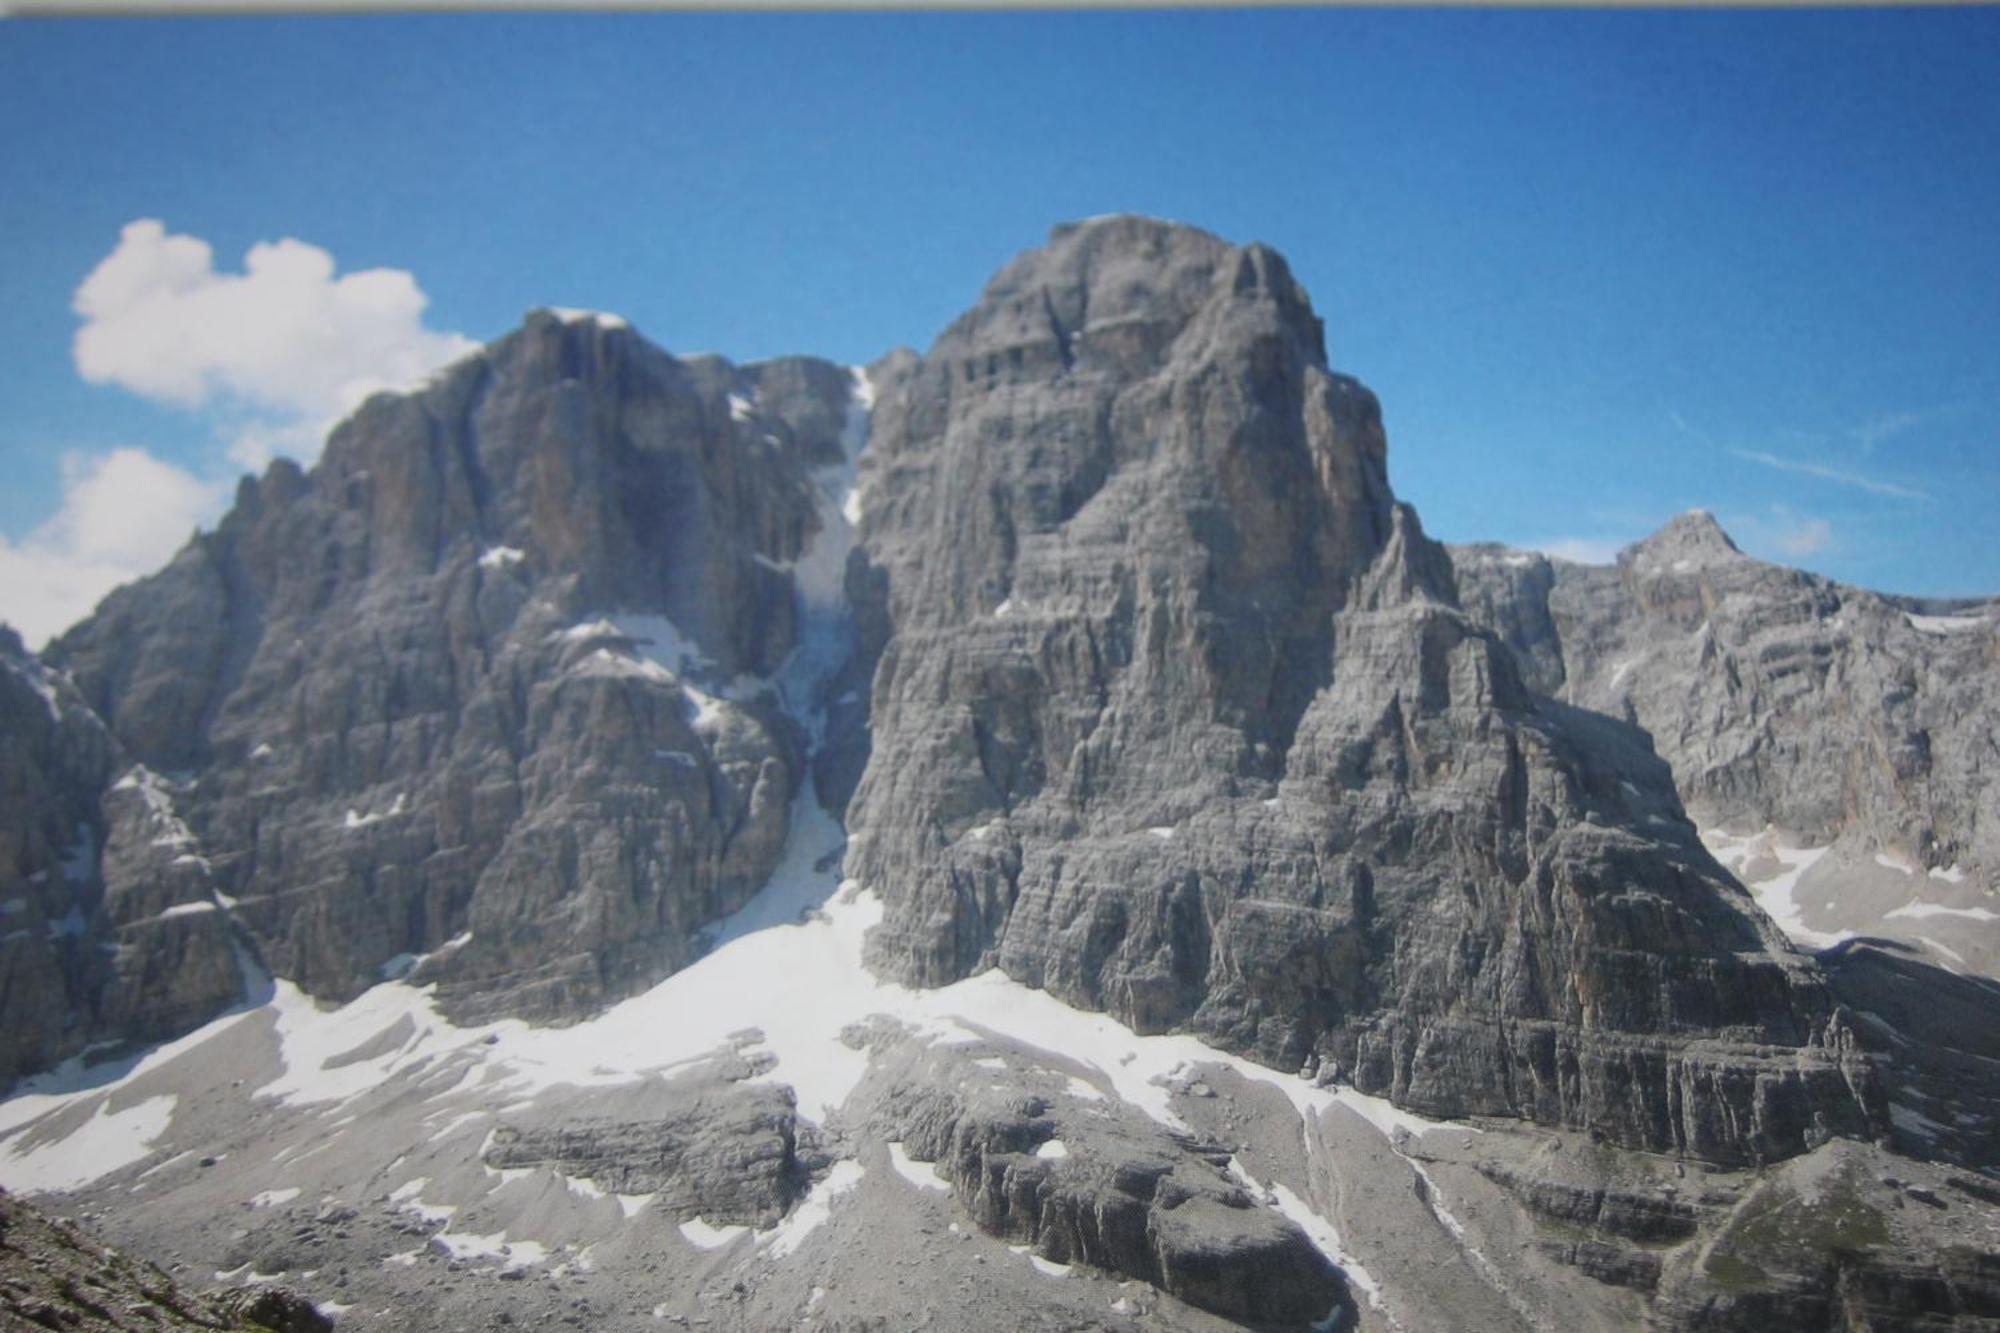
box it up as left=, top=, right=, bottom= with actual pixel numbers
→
left=1625, top=507, right=1745, bottom=569
left=934, top=214, right=1329, bottom=386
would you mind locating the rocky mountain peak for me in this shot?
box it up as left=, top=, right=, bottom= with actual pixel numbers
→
left=931, top=214, right=1328, bottom=391
left=1625, top=508, right=1744, bottom=571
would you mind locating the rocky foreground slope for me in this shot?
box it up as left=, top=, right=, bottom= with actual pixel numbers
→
left=0, top=1185, right=328, bottom=1332
left=0, top=217, right=1995, bottom=1330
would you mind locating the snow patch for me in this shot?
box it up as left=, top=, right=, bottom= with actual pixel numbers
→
left=677, top=1217, right=747, bottom=1250
left=432, top=1230, right=548, bottom=1268
left=1701, top=826, right=1848, bottom=949
left=1885, top=901, right=2000, bottom=923
left=1265, top=1177, right=1384, bottom=1312
left=759, top=1158, right=864, bottom=1259
left=887, top=1142, right=952, bottom=1193
left=547, top=307, right=628, bottom=330
left=477, top=546, right=525, bottom=570
left=157, top=901, right=220, bottom=920
left=1874, top=851, right=1917, bottom=877
left=250, top=1187, right=301, bottom=1208
left=343, top=792, right=407, bottom=830
left=1907, top=613, right=1986, bottom=636
left=0, top=1095, right=177, bottom=1193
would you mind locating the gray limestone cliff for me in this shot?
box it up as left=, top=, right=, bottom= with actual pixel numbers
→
left=844, top=217, right=1883, bottom=1165
left=30, top=309, right=868, bottom=1047
left=1454, top=513, right=2000, bottom=973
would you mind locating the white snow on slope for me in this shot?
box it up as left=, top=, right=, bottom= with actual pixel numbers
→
left=343, top=793, right=407, bottom=830
left=477, top=546, right=524, bottom=571
left=1266, top=1178, right=1384, bottom=1312
left=1701, top=826, right=1847, bottom=949
left=546, top=308, right=629, bottom=331
left=761, top=1159, right=865, bottom=1259
left=1886, top=901, right=2000, bottom=923
left=678, top=1217, right=748, bottom=1250
left=1907, top=613, right=1987, bottom=636
left=839, top=367, right=873, bottom=527
left=2, top=1095, right=177, bottom=1191
left=887, top=1142, right=952, bottom=1193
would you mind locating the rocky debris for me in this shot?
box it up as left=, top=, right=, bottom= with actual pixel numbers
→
left=11, top=311, right=869, bottom=1076
left=844, top=216, right=1883, bottom=1165
left=1451, top=514, right=2000, bottom=940
left=0, top=1186, right=330, bottom=1331
left=857, top=1035, right=1345, bottom=1327
left=482, top=1075, right=826, bottom=1229
left=1648, top=1140, right=2000, bottom=1330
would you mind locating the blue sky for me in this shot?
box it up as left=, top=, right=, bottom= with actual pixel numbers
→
left=2, top=9, right=1996, bottom=642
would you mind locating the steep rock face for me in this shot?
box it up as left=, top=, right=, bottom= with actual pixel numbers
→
left=847, top=218, right=1880, bottom=1164
left=482, top=1077, right=822, bottom=1229
left=0, top=636, right=241, bottom=1083
left=1454, top=515, right=1999, bottom=961
left=0, top=630, right=119, bottom=1083
left=41, top=310, right=867, bottom=1034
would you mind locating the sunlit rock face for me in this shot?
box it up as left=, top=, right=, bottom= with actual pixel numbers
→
left=35, top=310, right=869, bottom=1045
left=4, top=217, right=2000, bottom=1333
left=1454, top=513, right=2000, bottom=975
left=845, top=217, right=1881, bottom=1165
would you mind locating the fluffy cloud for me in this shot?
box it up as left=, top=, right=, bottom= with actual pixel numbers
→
left=73, top=219, right=477, bottom=466
left=0, top=223, right=476, bottom=646
left=1735, top=504, right=1835, bottom=562
left=0, top=448, right=228, bottom=648
left=1773, top=514, right=1833, bottom=557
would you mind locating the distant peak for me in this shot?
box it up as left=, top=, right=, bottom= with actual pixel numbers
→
left=1627, top=509, right=1744, bottom=569
left=529, top=306, right=631, bottom=332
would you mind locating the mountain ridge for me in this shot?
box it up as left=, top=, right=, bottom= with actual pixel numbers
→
left=0, top=215, right=1994, bottom=1332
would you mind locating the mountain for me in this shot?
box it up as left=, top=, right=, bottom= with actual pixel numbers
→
left=9, top=312, right=868, bottom=1079
left=1454, top=512, right=2000, bottom=976
left=0, top=218, right=1995, bottom=1332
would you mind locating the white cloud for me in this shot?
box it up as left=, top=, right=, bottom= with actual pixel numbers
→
left=1733, top=504, right=1836, bottom=565
left=1529, top=536, right=1625, bottom=565
left=0, top=448, right=227, bottom=649
left=73, top=219, right=477, bottom=465
left=1773, top=514, right=1833, bottom=557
